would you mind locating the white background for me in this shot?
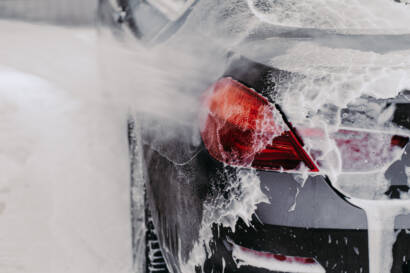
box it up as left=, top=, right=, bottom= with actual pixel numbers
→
left=0, top=20, right=133, bottom=273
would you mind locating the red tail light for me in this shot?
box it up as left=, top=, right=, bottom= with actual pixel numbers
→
left=299, top=128, right=409, bottom=172
left=331, top=129, right=408, bottom=172
left=200, top=77, right=319, bottom=172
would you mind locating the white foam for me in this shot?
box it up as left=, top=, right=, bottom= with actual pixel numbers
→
left=180, top=168, right=269, bottom=272
left=350, top=199, right=410, bottom=273
left=248, top=0, right=410, bottom=34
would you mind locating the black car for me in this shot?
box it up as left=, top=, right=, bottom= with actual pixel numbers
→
left=98, top=1, right=410, bottom=272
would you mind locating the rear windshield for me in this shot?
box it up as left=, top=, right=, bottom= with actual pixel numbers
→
left=146, top=0, right=194, bottom=21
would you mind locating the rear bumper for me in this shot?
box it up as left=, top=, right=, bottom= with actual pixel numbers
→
left=254, top=170, right=410, bottom=230
left=222, top=221, right=368, bottom=273
left=206, top=168, right=410, bottom=273
left=255, top=171, right=369, bottom=229
left=208, top=221, right=410, bottom=273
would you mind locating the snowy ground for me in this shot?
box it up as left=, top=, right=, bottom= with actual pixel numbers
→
left=0, top=20, right=133, bottom=273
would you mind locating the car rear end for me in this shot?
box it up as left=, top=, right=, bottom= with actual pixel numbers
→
left=98, top=0, right=410, bottom=272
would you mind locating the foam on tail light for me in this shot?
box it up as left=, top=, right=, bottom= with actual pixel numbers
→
left=200, top=77, right=318, bottom=172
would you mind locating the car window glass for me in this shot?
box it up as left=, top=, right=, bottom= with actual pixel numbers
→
left=131, top=1, right=168, bottom=40
left=146, top=0, right=194, bottom=21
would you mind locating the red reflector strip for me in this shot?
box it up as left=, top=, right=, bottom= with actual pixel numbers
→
left=239, top=246, right=317, bottom=265
left=391, top=135, right=409, bottom=148
left=231, top=242, right=325, bottom=273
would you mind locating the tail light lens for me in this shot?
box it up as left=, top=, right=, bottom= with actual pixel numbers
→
left=200, top=77, right=319, bottom=172
left=330, top=130, right=407, bottom=172
left=333, top=130, right=408, bottom=171
left=300, top=129, right=409, bottom=172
